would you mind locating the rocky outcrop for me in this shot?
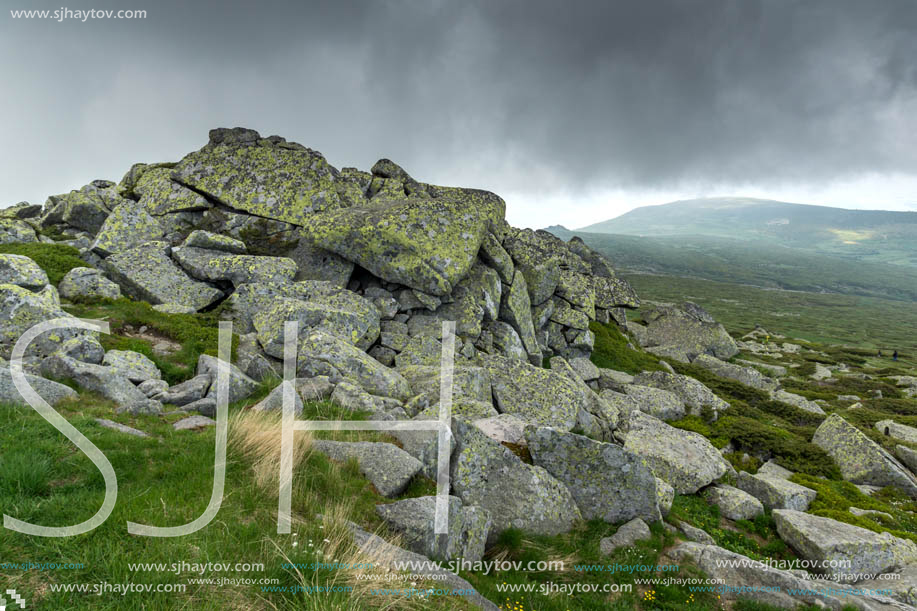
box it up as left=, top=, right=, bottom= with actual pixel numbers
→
left=735, top=471, right=816, bottom=511
left=376, top=496, right=491, bottom=562
left=813, top=414, right=917, bottom=498
left=704, top=484, right=764, bottom=521
left=632, top=370, right=729, bottom=418
left=636, top=302, right=739, bottom=362
left=692, top=354, right=779, bottom=392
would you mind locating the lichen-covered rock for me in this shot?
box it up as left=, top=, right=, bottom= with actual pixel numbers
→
left=450, top=419, right=581, bottom=542
left=620, top=411, right=729, bottom=494
left=548, top=297, right=590, bottom=330
left=597, top=368, right=635, bottom=392
left=679, top=521, right=716, bottom=545
left=153, top=374, right=211, bottom=406
left=394, top=334, right=446, bottom=368
left=102, top=350, right=161, bottom=383
left=599, top=518, right=652, bottom=555
left=481, top=354, right=583, bottom=430
left=896, top=445, right=917, bottom=475
left=639, top=302, right=738, bottom=362
left=228, top=280, right=349, bottom=333
left=502, top=228, right=561, bottom=306
left=593, top=276, right=639, bottom=309
left=655, top=477, right=674, bottom=516
left=181, top=230, right=247, bottom=254
left=0, top=284, right=98, bottom=360
left=692, top=354, right=778, bottom=392
left=478, top=232, right=514, bottom=283
left=173, top=415, right=216, bottom=431
left=632, top=371, right=729, bottom=419
left=623, top=385, right=686, bottom=421
left=330, top=380, right=403, bottom=415
left=197, top=354, right=259, bottom=404
left=875, top=420, right=917, bottom=445
left=0, top=218, right=38, bottom=244
left=757, top=460, right=794, bottom=480
left=555, top=270, right=595, bottom=318
left=770, top=389, right=825, bottom=415
left=399, top=364, right=491, bottom=404
left=0, top=254, right=49, bottom=290
left=484, top=320, right=527, bottom=361
left=40, top=181, right=122, bottom=234
left=91, top=200, right=165, bottom=257
left=568, top=357, right=600, bottom=382
left=705, top=484, right=764, bottom=521
left=376, top=496, right=492, bottom=562
left=173, top=247, right=297, bottom=287
left=774, top=510, right=917, bottom=582
left=527, top=427, right=660, bottom=524
left=171, top=128, right=344, bottom=225
left=103, top=242, right=223, bottom=311
left=812, top=414, right=917, bottom=498
left=58, top=267, right=121, bottom=301
left=40, top=354, right=159, bottom=410
left=499, top=270, right=540, bottom=362
left=298, top=331, right=411, bottom=401
left=311, top=440, right=422, bottom=498
left=735, top=472, right=816, bottom=511
left=301, top=189, right=503, bottom=296
left=0, top=367, right=77, bottom=406
left=252, top=292, right=380, bottom=357
left=126, top=165, right=212, bottom=215
left=281, top=232, right=355, bottom=287
left=251, top=381, right=304, bottom=415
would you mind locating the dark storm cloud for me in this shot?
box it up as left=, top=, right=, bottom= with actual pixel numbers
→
left=1, top=0, right=915, bottom=218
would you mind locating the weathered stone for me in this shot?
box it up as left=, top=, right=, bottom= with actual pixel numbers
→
left=252, top=292, right=380, bottom=357
left=54, top=335, right=105, bottom=364
left=450, top=419, right=581, bottom=542
left=555, top=270, right=595, bottom=318
left=91, top=200, right=164, bottom=257
left=0, top=254, right=48, bottom=290
left=813, top=414, right=917, bottom=498
left=41, top=182, right=122, bottom=234
left=0, top=218, right=38, bottom=244
left=596, top=368, right=634, bottom=392
left=895, top=445, right=917, bottom=474
left=295, top=376, right=334, bottom=402
left=633, top=370, right=729, bottom=419
left=771, top=389, right=826, bottom=415
left=527, top=427, right=660, bottom=524
left=376, top=496, right=492, bottom=562
left=757, top=460, right=794, bottom=480
left=173, top=415, right=216, bottom=431
left=40, top=354, right=158, bottom=409
left=679, top=521, right=716, bottom=545
left=285, top=232, right=354, bottom=287
left=399, top=365, right=491, bottom=404
left=173, top=247, right=297, bottom=288
left=103, top=242, right=223, bottom=311
left=481, top=354, right=582, bottom=430
left=126, top=165, right=212, bottom=215
left=639, top=302, right=738, bottom=362
left=774, top=510, right=917, bottom=582
left=170, top=129, right=343, bottom=225
left=154, top=374, right=211, bottom=406
left=478, top=232, right=514, bottom=283
left=197, top=354, right=259, bottom=404
left=623, top=385, right=686, bottom=421
left=472, top=413, right=529, bottom=445
left=180, top=230, right=246, bottom=254
left=0, top=367, right=77, bottom=406
left=549, top=297, right=590, bottom=331
left=298, top=331, right=411, bottom=400
left=95, top=418, right=149, bottom=437
left=499, top=270, right=540, bottom=362
left=180, top=397, right=217, bottom=417
left=875, top=420, right=917, bottom=445
left=735, top=471, right=816, bottom=511
left=620, top=411, right=729, bottom=494
left=569, top=357, right=600, bottom=382
left=484, top=320, right=527, bottom=361
left=228, top=280, right=361, bottom=334
left=705, top=484, right=764, bottom=521
left=655, top=477, right=674, bottom=516
left=299, top=189, right=502, bottom=296
left=502, top=228, right=561, bottom=305
left=251, top=381, right=304, bottom=415
left=692, top=354, right=778, bottom=392
left=102, top=350, right=161, bottom=383
left=599, top=518, right=652, bottom=555
left=330, top=380, right=403, bottom=415
left=138, top=379, right=169, bottom=398
left=0, top=284, right=99, bottom=360
left=58, top=267, right=120, bottom=301
left=593, top=276, right=639, bottom=309
left=311, top=440, right=422, bottom=497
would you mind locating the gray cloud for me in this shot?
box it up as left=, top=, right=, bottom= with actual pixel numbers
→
left=1, top=0, right=915, bottom=224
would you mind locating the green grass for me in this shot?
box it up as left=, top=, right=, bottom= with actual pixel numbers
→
left=0, top=242, right=90, bottom=284
left=589, top=321, right=664, bottom=375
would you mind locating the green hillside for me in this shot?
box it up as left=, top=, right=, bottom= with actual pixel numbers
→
left=579, top=198, right=917, bottom=267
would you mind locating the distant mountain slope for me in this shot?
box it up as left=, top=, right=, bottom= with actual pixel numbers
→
left=546, top=227, right=917, bottom=302
left=580, top=197, right=917, bottom=267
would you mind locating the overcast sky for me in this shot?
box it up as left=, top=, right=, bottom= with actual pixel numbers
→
left=2, top=0, right=916, bottom=229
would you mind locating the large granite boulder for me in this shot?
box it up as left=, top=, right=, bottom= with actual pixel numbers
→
left=376, top=496, right=491, bottom=562
left=620, top=411, right=730, bottom=494
left=58, top=267, right=121, bottom=301
left=450, top=419, right=581, bottom=542
left=40, top=354, right=159, bottom=411
left=0, top=218, right=38, bottom=244
left=638, top=302, right=738, bottom=362
left=501, top=228, right=562, bottom=306
left=875, top=420, right=917, bottom=445
left=298, top=331, right=411, bottom=401
left=40, top=181, right=123, bottom=234
left=171, top=128, right=344, bottom=225
left=0, top=284, right=99, bottom=360
left=0, top=254, right=49, bottom=290
left=735, top=471, right=816, bottom=511
left=122, top=164, right=212, bottom=215
left=311, top=440, right=422, bottom=497
left=527, top=427, right=660, bottom=524
left=91, top=200, right=165, bottom=257
left=300, top=192, right=502, bottom=296
left=103, top=242, right=223, bottom=311
left=172, top=247, right=297, bottom=287
left=622, top=385, right=686, bottom=421
left=812, top=414, right=917, bottom=498
left=774, top=510, right=917, bottom=582
left=499, top=270, right=541, bottom=363
left=480, top=354, right=583, bottom=430
left=633, top=370, right=729, bottom=418
left=704, top=484, right=764, bottom=521
left=0, top=367, right=77, bottom=406
left=692, top=354, right=778, bottom=392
